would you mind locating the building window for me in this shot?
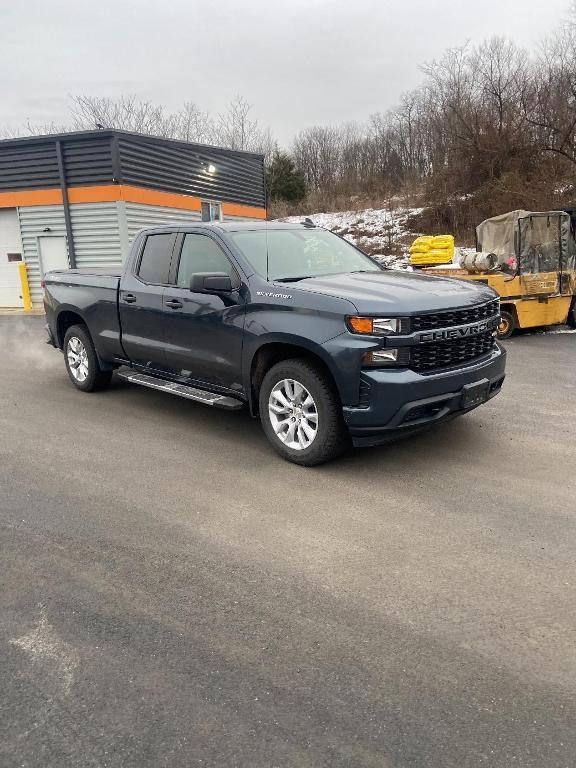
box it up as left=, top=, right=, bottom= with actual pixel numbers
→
left=201, top=201, right=222, bottom=222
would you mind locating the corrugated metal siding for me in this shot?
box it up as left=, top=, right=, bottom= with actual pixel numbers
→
left=69, top=202, right=122, bottom=270
left=18, top=200, right=261, bottom=304
left=18, top=205, right=67, bottom=304
left=19, top=202, right=122, bottom=303
left=118, top=137, right=266, bottom=208
left=125, top=202, right=201, bottom=247
left=0, top=143, right=60, bottom=191
left=62, top=139, right=114, bottom=186
left=0, top=131, right=265, bottom=207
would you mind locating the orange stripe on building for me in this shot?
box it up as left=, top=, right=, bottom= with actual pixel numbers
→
left=66, top=186, right=120, bottom=204
left=0, top=188, right=63, bottom=207
left=222, top=201, right=267, bottom=219
left=0, top=183, right=267, bottom=218
left=120, top=185, right=203, bottom=211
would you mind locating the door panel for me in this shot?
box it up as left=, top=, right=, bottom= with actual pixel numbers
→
left=162, top=232, right=246, bottom=391
left=162, top=289, right=246, bottom=391
left=38, top=236, right=69, bottom=275
left=119, top=232, right=176, bottom=370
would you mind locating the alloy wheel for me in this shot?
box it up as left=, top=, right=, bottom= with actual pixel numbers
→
left=268, top=378, right=318, bottom=450
left=67, top=336, right=89, bottom=382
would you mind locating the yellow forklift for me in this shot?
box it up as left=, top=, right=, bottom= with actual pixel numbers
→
left=420, top=210, right=576, bottom=339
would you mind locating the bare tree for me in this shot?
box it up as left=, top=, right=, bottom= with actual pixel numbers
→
left=70, top=95, right=176, bottom=136
left=172, top=102, right=215, bottom=144
left=214, top=95, right=276, bottom=158
left=0, top=120, right=68, bottom=139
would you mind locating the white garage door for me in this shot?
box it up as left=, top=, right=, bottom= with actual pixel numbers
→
left=0, top=208, right=24, bottom=308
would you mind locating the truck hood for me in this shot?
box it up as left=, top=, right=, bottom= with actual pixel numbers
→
left=285, top=270, right=496, bottom=314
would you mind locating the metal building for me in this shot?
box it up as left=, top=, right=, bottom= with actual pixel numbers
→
left=0, top=130, right=266, bottom=307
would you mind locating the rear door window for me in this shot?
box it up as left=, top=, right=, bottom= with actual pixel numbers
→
left=138, top=234, right=174, bottom=284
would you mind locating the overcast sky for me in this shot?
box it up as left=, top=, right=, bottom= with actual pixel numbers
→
left=0, top=0, right=571, bottom=145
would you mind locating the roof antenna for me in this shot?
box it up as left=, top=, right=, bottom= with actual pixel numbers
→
left=302, top=217, right=315, bottom=228
left=95, top=123, right=105, bottom=130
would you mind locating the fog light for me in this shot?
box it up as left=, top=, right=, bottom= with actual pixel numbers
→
left=362, top=348, right=409, bottom=367
left=372, top=348, right=398, bottom=362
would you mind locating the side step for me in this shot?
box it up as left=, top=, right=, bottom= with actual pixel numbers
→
left=117, top=369, right=243, bottom=410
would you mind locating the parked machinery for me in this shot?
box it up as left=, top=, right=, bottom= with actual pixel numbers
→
left=421, top=210, right=576, bottom=339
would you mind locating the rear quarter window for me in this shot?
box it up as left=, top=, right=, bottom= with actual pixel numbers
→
left=138, top=234, right=173, bottom=284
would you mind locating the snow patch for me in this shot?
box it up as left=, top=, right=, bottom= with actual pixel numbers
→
left=276, top=206, right=423, bottom=269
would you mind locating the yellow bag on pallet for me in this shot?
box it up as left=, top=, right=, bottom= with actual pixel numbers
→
left=432, top=235, right=454, bottom=248
left=409, top=236, right=434, bottom=254
left=409, top=233, right=454, bottom=265
left=427, top=248, right=453, bottom=260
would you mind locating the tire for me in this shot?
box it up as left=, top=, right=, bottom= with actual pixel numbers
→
left=567, top=300, right=576, bottom=329
left=259, top=358, right=350, bottom=466
left=63, top=324, right=112, bottom=392
left=496, top=309, right=516, bottom=340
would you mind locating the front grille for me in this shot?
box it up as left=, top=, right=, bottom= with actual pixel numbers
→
left=411, top=299, right=499, bottom=332
left=410, top=331, right=495, bottom=372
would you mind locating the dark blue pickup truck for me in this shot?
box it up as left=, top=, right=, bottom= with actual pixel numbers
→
left=44, top=221, right=506, bottom=465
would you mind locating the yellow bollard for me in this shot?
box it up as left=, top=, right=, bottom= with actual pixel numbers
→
left=18, top=261, right=32, bottom=312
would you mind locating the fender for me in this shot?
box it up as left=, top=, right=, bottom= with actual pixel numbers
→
left=243, top=332, right=344, bottom=416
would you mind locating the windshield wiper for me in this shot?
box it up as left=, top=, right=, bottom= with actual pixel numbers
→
left=274, top=276, right=314, bottom=282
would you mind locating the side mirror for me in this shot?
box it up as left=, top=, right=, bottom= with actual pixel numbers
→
left=190, top=272, right=234, bottom=293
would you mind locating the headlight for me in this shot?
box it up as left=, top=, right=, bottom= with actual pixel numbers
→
left=347, top=316, right=406, bottom=335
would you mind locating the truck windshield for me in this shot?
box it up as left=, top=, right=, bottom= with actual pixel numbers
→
left=229, top=228, right=381, bottom=281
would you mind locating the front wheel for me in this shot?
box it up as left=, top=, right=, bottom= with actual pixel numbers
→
left=496, top=310, right=516, bottom=340
left=63, top=324, right=112, bottom=392
left=259, top=359, right=349, bottom=466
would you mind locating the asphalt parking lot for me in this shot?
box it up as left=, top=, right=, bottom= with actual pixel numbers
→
left=1, top=315, right=575, bottom=768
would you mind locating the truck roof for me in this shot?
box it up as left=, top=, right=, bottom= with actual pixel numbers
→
left=145, top=221, right=318, bottom=234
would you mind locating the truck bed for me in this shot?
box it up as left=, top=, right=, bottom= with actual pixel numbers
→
left=44, top=268, right=122, bottom=285
left=43, top=268, right=123, bottom=362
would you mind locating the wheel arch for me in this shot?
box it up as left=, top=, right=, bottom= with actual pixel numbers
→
left=247, top=338, right=340, bottom=417
left=499, top=302, right=518, bottom=322
left=56, top=308, right=115, bottom=371
left=56, top=307, right=88, bottom=348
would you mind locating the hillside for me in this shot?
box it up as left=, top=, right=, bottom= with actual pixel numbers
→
left=277, top=206, right=423, bottom=268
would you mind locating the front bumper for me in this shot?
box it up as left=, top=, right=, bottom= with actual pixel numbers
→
left=343, top=345, right=506, bottom=447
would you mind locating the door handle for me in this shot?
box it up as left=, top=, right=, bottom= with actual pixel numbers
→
left=165, top=299, right=183, bottom=309
left=123, top=293, right=137, bottom=303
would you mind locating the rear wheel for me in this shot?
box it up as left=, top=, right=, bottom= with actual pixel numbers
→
left=63, top=324, right=112, bottom=392
left=259, top=358, right=349, bottom=466
left=496, top=309, right=516, bottom=340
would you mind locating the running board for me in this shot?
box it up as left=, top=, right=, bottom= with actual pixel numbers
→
left=117, top=370, right=243, bottom=410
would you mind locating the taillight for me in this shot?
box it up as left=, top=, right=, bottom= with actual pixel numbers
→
left=40, top=280, right=45, bottom=289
